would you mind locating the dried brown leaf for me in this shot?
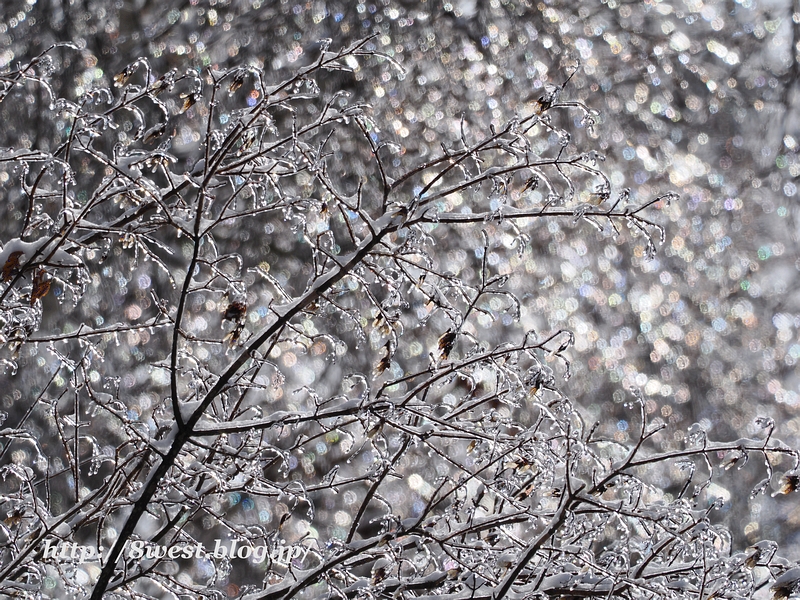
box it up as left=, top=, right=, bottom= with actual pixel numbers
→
left=2, top=251, right=24, bottom=282
left=30, top=269, right=51, bottom=305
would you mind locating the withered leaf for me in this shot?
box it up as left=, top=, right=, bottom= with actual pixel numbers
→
left=238, top=129, right=257, bottom=154
left=30, top=269, right=51, bottom=305
left=373, top=354, right=391, bottom=376
left=228, top=72, right=245, bottom=94
left=515, top=483, right=535, bottom=500
left=2, top=251, right=24, bottom=282
left=149, top=74, right=171, bottom=96
left=775, top=474, right=799, bottom=496
left=366, top=421, right=383, bottom=438
left=143, top=122, right=167, bottom=144
left=223, top=301, right=247, bottom=323
left=745, top=546, right=761, bottom=569
left=438, top=329, right=457, bottom=361
left=224, top=322, right=245, bottom=347
left=179, top=93, right=198, bottom=114
left=114, top=64, right=138, bottom=87
left=532, top=96, right=552, bottom=115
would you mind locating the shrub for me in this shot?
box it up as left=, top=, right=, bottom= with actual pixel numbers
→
left=0, top=37, right=797, bottom=600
